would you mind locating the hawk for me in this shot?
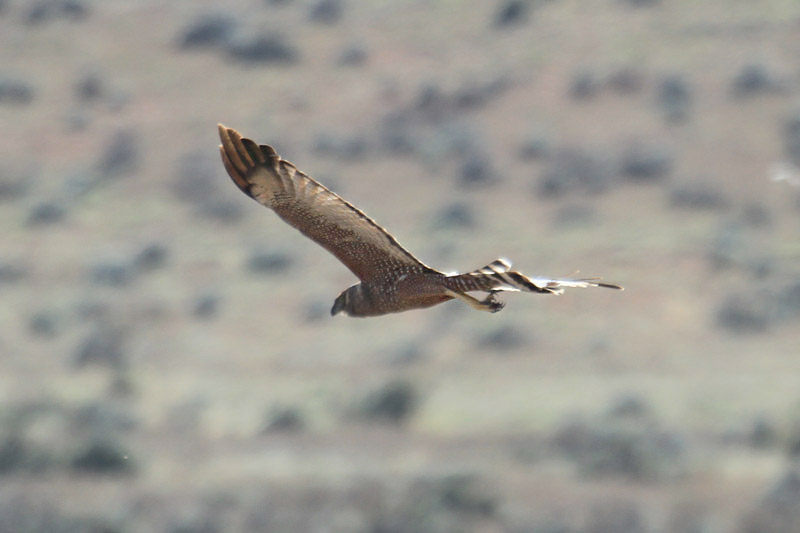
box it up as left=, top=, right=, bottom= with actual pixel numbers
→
left=218, top=125, right=622, bottom=317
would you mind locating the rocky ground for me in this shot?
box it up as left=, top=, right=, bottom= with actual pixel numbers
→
left=2, top=0, right=800, bottom=531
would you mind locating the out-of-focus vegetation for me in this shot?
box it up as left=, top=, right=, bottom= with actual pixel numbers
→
left=2, top=0, right=800, bottom=531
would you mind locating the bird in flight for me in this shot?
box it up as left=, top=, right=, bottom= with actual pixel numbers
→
left=218, top=125, right=622, bottom=317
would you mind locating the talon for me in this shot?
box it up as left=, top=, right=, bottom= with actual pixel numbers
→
left=481, top=293, right=505, bottom=313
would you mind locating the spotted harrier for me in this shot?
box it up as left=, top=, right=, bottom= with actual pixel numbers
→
left=218, top=125, right=622, bottom=317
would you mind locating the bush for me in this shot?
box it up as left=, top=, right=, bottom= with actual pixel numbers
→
left=715, top=293, right=770, bottom=333
left=432, top=202, right=476, bottom=230
left=96, top=128, right=140, bottom=178
left=264, top=406, right=305, bottom=432
left=569, top=69, right=600, bottom=100
left=89, top=261, right=134, bottom=287
left=246, top=249, right=294, bottom=274
left=477, top=324, right=529, bottom=351
left=620, top=141, right=673, bottom=181
left=656, top=74, right=692, bottom=123
left=0, top=75, right=34, bottom=105
left=494, top=1, right=528, bottom=28
left=784, top=108, right=800, bottom=165
left=730, top=63, right=778, bottom=97
left=226, top=33, right=299, bottom=64
left=26, top=202, right=67, bottom=226
left=70, top=439, right=133, bottom=474
left=28, top=310, right=61, bottom=339
left=73, top=325, right=126, bottom=369
left=0, top=261, right=26, bottom=284
left=537, top=147, right=613, bottom=197
left=309, top=0, right=344, bottom=24
left=740, top=468, right=800, bottom=533
left=553, top=397, right=685, bottom=481
left=669, top=179, right=727, bottom=210
left=0, top=436, right=54, bottom=474
left=23, top=0, right=88, bottom=25
left=178, top=13, right=238, bottom=50
left=359, top=380, right=417, bottom=424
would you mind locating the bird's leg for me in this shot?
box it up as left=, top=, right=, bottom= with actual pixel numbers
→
left=444, top=289, right=505, bottom=313
left=480, top=291, right=506, bottom=312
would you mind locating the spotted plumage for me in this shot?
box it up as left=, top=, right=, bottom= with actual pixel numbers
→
left=218, top=125, right=622, bottom=317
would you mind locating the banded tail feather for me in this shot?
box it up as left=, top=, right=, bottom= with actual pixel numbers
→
left=446, top=259, right=623, bottom=295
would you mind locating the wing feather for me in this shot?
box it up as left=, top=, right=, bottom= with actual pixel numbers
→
left=218, top=125, right=433, bottom=282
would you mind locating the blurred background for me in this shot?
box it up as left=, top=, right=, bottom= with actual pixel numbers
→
left=2, top=0, right=800, bottom=531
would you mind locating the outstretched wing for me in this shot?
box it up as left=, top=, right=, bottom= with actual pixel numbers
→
left=218, top=125, right=433, bottom=282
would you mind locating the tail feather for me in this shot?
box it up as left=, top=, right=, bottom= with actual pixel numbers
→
left=446, top=261, right=623, bottom=295
left=467, top=258, right=512, bottom=276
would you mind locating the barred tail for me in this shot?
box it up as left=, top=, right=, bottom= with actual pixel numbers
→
left=445, top=258, right=623, bottom=295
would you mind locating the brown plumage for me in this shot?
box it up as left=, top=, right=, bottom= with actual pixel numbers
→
left=218, top=125, right=622, bottom=317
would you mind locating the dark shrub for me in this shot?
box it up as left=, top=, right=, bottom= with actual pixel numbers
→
left=538, top=147, right=613, bottom=197
left=178, top=13, right=238, bottom=49
left=553, top=398, right=685, bottom=481
left=741, top=468, right=800, bottom=533
left=226, top=33, right=299, bottom=64
left=656, top=74, right=691, bottom=123
left=715, top=293, right=770, bottom=333
left=620, top=142, right=673, bottom=181
left=337, top=43, right=368, bottom=67
left=518, top=129, right=551, bottom=160
left=0, top=76, right=34, bottom=105
left=0, top=261, right=26, bottom=284
left=776, top=281, right=800, bottom=320
left=246, top=250, right=293, bottom=274
left=360, top=380, right=417, bottom=424
left=134, top=243, right=168, bottom=272
left=74, top=71, right=103, bottom=102
left=29, top=310, right=60, bottom=339
left=193, top=293, right=221, bottom=320
left=439, top=474, right=497, bottom=516
left=23, top=0, right=88, bottom=25
left=264, top=406, right=305, bottom=432
left=71, top=439, right=133, bottom=474
left=432, top=202, right=475, bottom=230
left=89, top=261, right=134, bottom=287
left=784, top=108, right=800, bottom=165
left=309, top=0, right=343, bottom=24
left=73, top=325, right=126, bottom=369
left=494, top=0, right=527, bottom=28
left=748, top=416, right=777, bottom=449
left=731, top=63, right=777, bottom=97
left=459, top=153, right=495, bottom=186
left=477, top=324, right=529, bottom=351
left=569, top=69, right=600, bottom=100
left=0, top=170, right=28, bottom=201
left=26, top=202, right=66, bottom=226
left=97, top=128, right=140, bottom=178
left=669, top=179, right=727, bottom=210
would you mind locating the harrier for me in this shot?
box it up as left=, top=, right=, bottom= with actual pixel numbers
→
left=218, top=125, right=622, bottom=317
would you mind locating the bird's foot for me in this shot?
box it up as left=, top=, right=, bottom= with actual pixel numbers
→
left=481, top=293, right=505, bottom=313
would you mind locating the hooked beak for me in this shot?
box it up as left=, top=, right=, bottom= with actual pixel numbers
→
left=331, top=296, right=345, bottom=316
